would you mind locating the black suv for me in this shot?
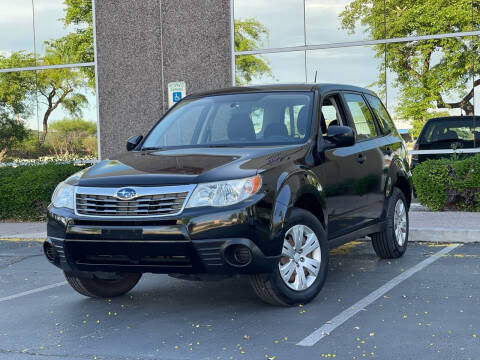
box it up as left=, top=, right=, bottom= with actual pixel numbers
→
left=44, top=84, right=412, bottom=306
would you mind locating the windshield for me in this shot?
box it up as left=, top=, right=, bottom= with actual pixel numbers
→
left=419, top=117, right=480, bottom=148
left=141, top=92, right=314, bottom=149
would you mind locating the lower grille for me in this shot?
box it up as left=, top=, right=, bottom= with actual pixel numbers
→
left=76, top=192, right=188, bottom=217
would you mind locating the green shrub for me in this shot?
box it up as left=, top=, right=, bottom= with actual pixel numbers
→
left=413, top=154, right=480, bottom=211
left=0, top=163, right=86, bottom=221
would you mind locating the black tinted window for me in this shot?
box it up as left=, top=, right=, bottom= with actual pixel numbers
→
left=419, top=117, right=480, bottom=148
left=366, top=94, right=396, bottom=135
left=344, top=93, right=378, bottom=141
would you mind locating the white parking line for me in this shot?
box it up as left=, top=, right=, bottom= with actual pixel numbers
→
left=0, top=281, right=67, bottom=303
left=297, top=243, right=460, bottom=346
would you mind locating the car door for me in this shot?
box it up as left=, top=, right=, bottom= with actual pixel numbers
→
left=365, top=93, right=403, bottom=219
left=314, top=93, right=373, bottom=239
left=340, top=92, right=385, bottom=225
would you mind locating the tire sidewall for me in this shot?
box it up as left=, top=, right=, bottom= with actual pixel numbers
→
left=268, top=208, right=329, bottom=305
left=387, top=188, right=409, bottom=254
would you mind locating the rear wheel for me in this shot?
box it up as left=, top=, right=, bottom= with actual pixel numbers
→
left=371, top=187, right=409, bottom=259
left=250, top=208, right=328, bottom=306
left=65, top=272, right=141, bottom=298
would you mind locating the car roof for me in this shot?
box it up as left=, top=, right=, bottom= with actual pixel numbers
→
left=425, top=116, right=480, bottom=122
left=184, top=83, right=378, bottom=99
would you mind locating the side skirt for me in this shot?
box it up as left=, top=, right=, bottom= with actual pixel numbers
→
left=328, top=221, right=386, bottom=249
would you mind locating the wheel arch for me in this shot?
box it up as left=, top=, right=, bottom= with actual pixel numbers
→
left=272, top=169, right=327, bottom=232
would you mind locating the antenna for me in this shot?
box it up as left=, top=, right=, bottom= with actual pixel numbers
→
left=314, top=70, right=318, bottom=83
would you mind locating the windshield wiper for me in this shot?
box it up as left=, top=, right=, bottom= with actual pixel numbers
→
left=141, top=146, right=165, bottom=151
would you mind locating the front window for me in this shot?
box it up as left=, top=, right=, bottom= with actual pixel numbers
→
left=142, top=92, right=313, bottom=149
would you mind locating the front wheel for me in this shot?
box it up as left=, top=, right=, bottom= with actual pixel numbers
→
left=249, top=208, right=328, bottom=306
left=65, top=272, right=142, bottom=298
left=371, top=187, right=409, bottom=259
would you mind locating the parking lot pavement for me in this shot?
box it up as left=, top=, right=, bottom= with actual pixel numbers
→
left=0, top=240, right=479, bottom=360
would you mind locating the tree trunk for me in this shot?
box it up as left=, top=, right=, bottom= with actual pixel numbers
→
left=39, top=108, right=52, bottom=144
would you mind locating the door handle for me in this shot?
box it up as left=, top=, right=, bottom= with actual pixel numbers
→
left=357, top=154, right=366, bottom=164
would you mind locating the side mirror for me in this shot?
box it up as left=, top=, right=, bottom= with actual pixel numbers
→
left=325, top=125, right=355, bottom=148
left=126, top=135, right=143, bottom=151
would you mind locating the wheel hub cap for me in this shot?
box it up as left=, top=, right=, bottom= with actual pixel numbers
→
left=279, top=224, right=321, bottom=291
left=393, top=199, right=407, bottom=246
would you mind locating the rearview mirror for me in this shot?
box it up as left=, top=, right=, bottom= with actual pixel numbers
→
left=126, top=135, right=143, bottom=151
left=325, top=125, right=355, bottom=148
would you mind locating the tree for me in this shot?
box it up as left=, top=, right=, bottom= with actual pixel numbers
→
left=0, top=112, right=28, bottom=156
left=234, top=18, right=273, bottom=85
left=46, top=0, right=95, bottom=88
left=340, top=0, right=479, bottom=136
left=0, top=52, right=36, bottom=117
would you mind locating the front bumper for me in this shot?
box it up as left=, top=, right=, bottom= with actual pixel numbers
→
left=45, top=196, right=282, bottom=275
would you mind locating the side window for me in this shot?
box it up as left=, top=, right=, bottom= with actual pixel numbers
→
left=366, top=94, right=395, bottom=135
left=321, top=96, right=343, bottom=134
left=344, top=93, right=378, bottom=141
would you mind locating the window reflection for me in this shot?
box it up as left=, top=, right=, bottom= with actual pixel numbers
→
left=386, top=38, right=475, bottom=137
left=0, top=0, right=35, bottom=69
left=306, top=0, right=382, bottom=44
left=236, top=51, right=305, bottom=85
left=35, top=0, right=94, bottom=66
left=306, top=45, right=385, bottom=100
left=234, top=0, right=305, bottom=49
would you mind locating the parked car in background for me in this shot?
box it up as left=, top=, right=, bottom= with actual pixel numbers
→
left=411, top=116, right=480, bottom=169
left=44, top=84, right=412, bottom=306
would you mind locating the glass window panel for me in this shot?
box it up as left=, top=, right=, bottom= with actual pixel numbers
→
left=386, top=0, right=472, bottom=39
left=344, top=92, right=378, bottom=140
left=386, top=37, right=474, bottom=138
left=34, top=0, right=94, bottom=66
left=306, top=0, right=384, bottom=45
left=365, top=93, right=396, bottom=135
left=36, top=66, right=97, bottom=158
left=234, top=0, right=305, bottom=50
left=235, top=51, right=306, bottom=85
left=306, top=45, right=385, bottom=101
left=0, top=0, right=36, bottom=69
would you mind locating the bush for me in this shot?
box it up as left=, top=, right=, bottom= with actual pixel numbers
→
left=413, top=154, right=480, bottom=211
left=0, top=163, right=86, bottom=221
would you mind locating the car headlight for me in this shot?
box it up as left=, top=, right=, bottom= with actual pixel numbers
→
left=51, top=168, right=89, bottom=209
left=51, top=182, right=75, bottom=209
left=186, top=175, right=262, bottom=208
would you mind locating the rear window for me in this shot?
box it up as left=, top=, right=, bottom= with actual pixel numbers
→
left=419, top=118, right=480, bottom=148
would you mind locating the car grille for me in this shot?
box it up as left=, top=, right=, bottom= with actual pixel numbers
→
left=75, top=192, right=188, bottom=217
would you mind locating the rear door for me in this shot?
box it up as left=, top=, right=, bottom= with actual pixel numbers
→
left=364, top=93, right=403, bottom=219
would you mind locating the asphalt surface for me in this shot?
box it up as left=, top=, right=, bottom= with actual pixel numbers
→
left=0, top=240, right=479, bottom=360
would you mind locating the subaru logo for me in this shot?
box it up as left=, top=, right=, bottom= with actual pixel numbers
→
left=116, top=188, right=136, bottom=200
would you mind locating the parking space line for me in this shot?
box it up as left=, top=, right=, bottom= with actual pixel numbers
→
left=297, top=243, right=460, bottom=347
left=0, top=281, right=67, bottom=303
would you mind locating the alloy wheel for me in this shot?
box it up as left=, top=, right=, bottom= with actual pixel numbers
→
left=393, top=199, right=407, bottom=246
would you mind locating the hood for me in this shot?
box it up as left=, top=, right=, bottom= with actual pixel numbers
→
left=76, top=144, right=308, bottom=187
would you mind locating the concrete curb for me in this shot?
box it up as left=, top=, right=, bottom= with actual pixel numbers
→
left=1, top=232, right=46, bottom=239
left=409, top=228, right=480, bottom=243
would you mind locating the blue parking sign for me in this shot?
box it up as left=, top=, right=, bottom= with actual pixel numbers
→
left=172, top=92, right=182, bottom=103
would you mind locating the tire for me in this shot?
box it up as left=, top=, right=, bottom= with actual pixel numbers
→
left=371, top=187, right=409, bottom=259
left=65, top=272, right=142, bottom=298
left=249, top=208, right=328, bottom=306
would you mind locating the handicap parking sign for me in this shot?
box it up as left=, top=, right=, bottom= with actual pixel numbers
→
left=172, top=92, right=182, bottom=103
left=167, top=81, right=186, bottom=108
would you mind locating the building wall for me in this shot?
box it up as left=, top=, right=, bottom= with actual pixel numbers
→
left=95, top=0, right=232, bottom=158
